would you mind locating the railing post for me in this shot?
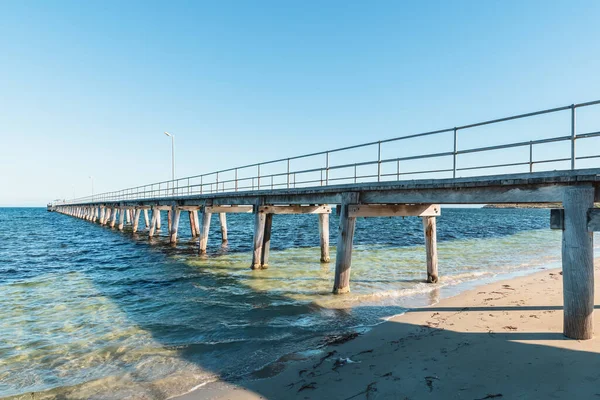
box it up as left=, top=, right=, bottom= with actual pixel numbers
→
left=377, top=141, right=381, bottom=182
left=529, top=141, right=533, bottom=173
left=453, top=127, right=458, bottom=178
left=396, top=159, right=400, bottom=181
left=257, top=164, right=261, bottom=190
left=325, top=152, right=329, bottom=186
left=571, top=104, right=576, bottom=170
left=200, top=176, right=203, bottom=194
left=287, top=159, right=290, bottom=189
left=216, top=172, right=219, bottom=193
left=354, top=164, right=357, bottom=184
left=235, top=168, right=238, bottom=192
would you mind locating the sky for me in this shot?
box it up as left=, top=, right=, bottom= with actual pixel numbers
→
left=1, top=0, right=599, bottom=206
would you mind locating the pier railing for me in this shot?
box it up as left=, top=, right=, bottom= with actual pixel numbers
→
left=55, top=100, right=600, bottom=205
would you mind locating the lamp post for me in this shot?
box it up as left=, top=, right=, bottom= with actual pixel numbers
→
left=164, top=132, right=175, bottom=194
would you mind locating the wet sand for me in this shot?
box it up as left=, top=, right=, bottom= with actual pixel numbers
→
left=177, top=263, right=600, bottom=400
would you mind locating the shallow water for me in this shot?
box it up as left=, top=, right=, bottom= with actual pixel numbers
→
left=0, top=207, right=596, bottom=399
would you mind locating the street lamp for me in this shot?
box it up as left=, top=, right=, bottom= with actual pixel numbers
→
left=164, top=132, right=175, bottom=182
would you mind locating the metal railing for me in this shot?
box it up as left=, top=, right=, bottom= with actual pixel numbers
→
left=54, top=100, right=600, bottom=205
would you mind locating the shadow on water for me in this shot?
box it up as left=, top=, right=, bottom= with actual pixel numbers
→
left=3, top=207, right=592, bottom=399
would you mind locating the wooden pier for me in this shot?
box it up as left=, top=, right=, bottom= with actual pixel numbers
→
left=52, top=169, right=600, bottom=340
left=50, top=101, right=600, bottom=340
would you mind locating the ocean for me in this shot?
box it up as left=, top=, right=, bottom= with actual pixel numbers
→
left=0, top=207, right=595, bottom=399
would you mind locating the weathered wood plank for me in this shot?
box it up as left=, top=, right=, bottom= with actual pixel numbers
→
left=259, top=205, right=331, bottom=214
left=422, top=216, right=439, bottom=283
left=588, top=208, right=600, bottom=231
left=319, top=212, right=330, bottom=263
left=348, top=204, right=440, bottom=218
left=562, top=186, right=595, bottom=340
left=333, top=192, right=360, bottom=294
left=205, top=205, right=253, bottom=214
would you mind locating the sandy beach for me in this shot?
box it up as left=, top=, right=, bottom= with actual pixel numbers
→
left=178, top=263, right=600, bottom=400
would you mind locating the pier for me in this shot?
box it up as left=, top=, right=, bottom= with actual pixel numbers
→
left=51, top=101, right=600, bottom=340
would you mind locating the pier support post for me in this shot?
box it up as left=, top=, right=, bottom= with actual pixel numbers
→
left=132, top=209, right=141, bottom=233
left=562, top=186, right=595, bottom=340
left=251, top=202, right=267, bottom=269
left=333, top=192, right=359, bottom=294
left=170, top=207, right=181, bottom=244
left=110, top=208, right=117, bottom=228
left=422, top=216, right=439, bottom=283
left=103, top=208, right=112, bottom=225
left=199, top=208, right=212, bottom=254
left=149, top=207, right=159, bottom=237
left=261, top=213, right=273, bottom=268
left=157, top=210, right=162, bottom=230
left=118, top=208, right=125, bottom=230
left=144, top=209, right=150, bottom=229
left=168, top=209, right=172, bottom=233
left=126, top=209, right=131, bottom=225
left=192, top=210, right=200, bottom=237
left=219, top=213, right=228, bottom=244
left=319, top=212, right=330, bottom=263
left=99, top=207, right=105, bottom=225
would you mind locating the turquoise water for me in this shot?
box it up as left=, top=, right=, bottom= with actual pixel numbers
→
left=0, top=207, right=594, bottom=399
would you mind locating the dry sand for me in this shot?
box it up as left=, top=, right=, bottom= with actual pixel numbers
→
left=177, top=264, right=600, bottom=400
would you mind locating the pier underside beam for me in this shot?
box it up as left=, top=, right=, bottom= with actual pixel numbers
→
left=348, top=204, right=440, bottom=218
left=259, top=205, right=331, bottom=214
left=333, top=192, right=359, bottom=294
left=205, top=205, right=253, bottom=214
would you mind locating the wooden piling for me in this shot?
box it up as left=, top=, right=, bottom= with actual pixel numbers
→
left=333, top=193, right=359, bottom=294
left=110, top=208, right=117, bottom=228
left=318, top=212, right=330, bottom=263
left=170, top=207, right=181, bottom=244
left=192, top=210, right=200, bottom=237
left=261, top=213, right=273, bottom=268
left=99, top=207, right=106, bottom=225
left=132, top=209, right=141, bottom=233
left=149, top=207, right=159, bottom=237
left=157, top=210, right=162, bottom=230
left=251, top=203, right=267, bottom=269
left=143, top=209, right=150, bottom=229
left=168, top=209, right=172, bottom=233
left=422, top=216, right=439, bottom=283
left=118, top=208, right=125, bottom=230
left=219, top=213, right=228, bottom=244
left=562, top=186, right=595, bottom=340
left=199, top=209, right=212, bottom=254
left=126, top=209, right=131, bottom=225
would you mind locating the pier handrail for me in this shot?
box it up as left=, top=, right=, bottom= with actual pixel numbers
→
left=54, top=100, right=600, bottom=205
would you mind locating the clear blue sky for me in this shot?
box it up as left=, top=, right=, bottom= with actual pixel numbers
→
left=1, top=1, right=599, bottom=206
